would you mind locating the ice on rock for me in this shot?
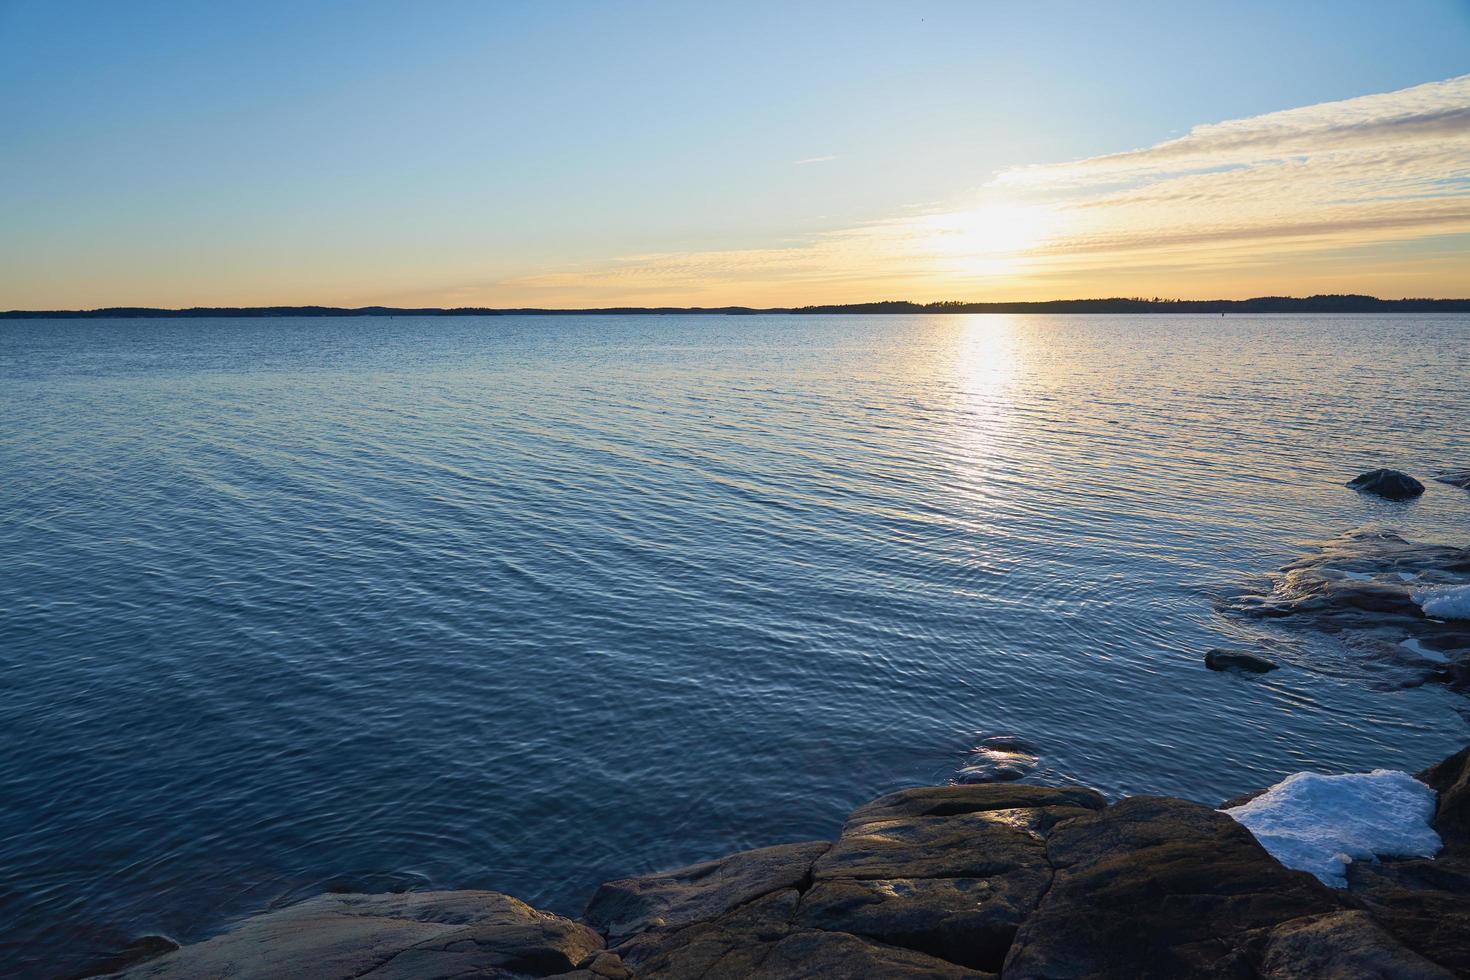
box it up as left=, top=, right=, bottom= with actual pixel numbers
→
left=1413, top=583, right=1470, bottom=620
left=1223, top=769, right=1441, bottom=887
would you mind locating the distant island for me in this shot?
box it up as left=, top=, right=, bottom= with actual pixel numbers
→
left=4, top=294, right=1469, bottom=318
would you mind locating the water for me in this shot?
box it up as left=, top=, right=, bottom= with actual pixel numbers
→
left=2, top=313, right=1467, bottom=976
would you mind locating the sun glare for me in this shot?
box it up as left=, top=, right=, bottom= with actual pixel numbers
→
left=919, top=202, right=1058, bottom=275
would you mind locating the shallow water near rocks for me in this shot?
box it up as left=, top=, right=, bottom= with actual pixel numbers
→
left=2, top=313, right=1468, bottom=975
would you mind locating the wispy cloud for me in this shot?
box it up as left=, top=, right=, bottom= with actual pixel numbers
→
left=487, top=76, right=1470, bottom=304
left=793, top=155, right=837, bottom=165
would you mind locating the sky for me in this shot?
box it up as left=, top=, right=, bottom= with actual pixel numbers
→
left=1, top=0, right=1468, bottom=309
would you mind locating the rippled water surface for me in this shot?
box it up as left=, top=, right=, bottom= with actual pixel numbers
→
left=3, top=314, right=1468, bottom=975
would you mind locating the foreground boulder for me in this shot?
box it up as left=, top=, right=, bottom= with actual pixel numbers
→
left=112, top=891, right=603, bottom=979
left=1348, top=468, right=1426, bottom=500
left=1002, top=796, right=1341, bottom=978
left=798, top=785, right=1103, bottom=971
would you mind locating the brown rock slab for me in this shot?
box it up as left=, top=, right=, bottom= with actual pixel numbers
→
left=1002, top=796, right=1342, bottom=979
left=113, top=891, right=602, bottom=980
left=583, top=840, right=830, bottom=943
left=796, top=872, right=1048, bottom=971
left=1420, top=744, right=1470, bottom=854
left=796, top=784, right=1095, bottom=970
left=843, top=783, right=1105, bottom=828
left=615, top=889, right=991, bottom=978
left=1346, top=858, right=1470, bottom=976
left=1259, top=910, right=1455, bottom=979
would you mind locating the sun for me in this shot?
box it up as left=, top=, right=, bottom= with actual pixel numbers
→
left=918, top=202, right=1058, bottom=275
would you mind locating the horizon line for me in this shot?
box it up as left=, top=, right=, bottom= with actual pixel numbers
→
left=4, top=293, right=1470, bottom=318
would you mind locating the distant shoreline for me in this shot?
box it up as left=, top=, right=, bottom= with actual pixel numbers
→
left=4, top=294, right=1470, bottom=318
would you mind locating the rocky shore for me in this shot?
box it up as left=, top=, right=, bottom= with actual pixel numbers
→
left=98, top=743, right=1470, bottom=979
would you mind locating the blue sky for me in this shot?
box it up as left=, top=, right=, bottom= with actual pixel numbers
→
left=2, top=1, right=1468, bottom=307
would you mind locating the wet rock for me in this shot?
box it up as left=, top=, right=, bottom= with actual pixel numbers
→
left=956, top=736, right=1039, bottom=783
left=583, top=841, right=830, bottom=943
left=1259, top=910, right=1455, bottom=979
left=1205, top=647, right=1279, bottom=673
left=1349, top=468, right=1426, bottom=500
left=114, top=891, right=602, bottom=979
left=1434, top=469, right=1470, bottom=489
left=1218, top=527, right=1470, bottom=688
left=1002, top=796, right=1341, bottom=979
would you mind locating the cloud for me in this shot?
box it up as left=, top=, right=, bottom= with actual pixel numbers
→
left=998, top=74, right=1470, bottom=187
left=487, top=76, right=1470, bottom=304
left=793, top=155, right=837, bottom=165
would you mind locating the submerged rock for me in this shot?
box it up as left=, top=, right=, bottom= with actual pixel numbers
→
left=1434, top=469, right=1470, bottom=489
left=1205, top=648, right=1279, bottom=673
left=1348, top=468, right=1425, bottom=500
left=955, top=736, right=1039, bottom=783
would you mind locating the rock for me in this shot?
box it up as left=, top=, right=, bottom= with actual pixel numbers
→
left=1002, top=796, right=1342, bottom=979
left=1419, top=743, right=1470, bottom=854
left=1348, top=468, right=1425, bottom=500
left=796, top=873, right=1047, bottom=972
left=1205, top=648, right=1279, bottom=673
left=800, top=784, right=1100, bottom=971
left=748, top=929, right=995, bottom=978
left=1344, top=859, right=1470, bottom=976
left=1433, top=469, right=1470, bottom=489
left=815, top=804, right=1050, bottom=882
left=75, top=935, right=179, bottom=977
left=616, top=890, right=992, bottom=978
left=842, top=783, right=1106, bottom=828
left=582, top=840, right=830, bottom=943
left=1259, top=910, right=1455, bottom=979
left=114, top=891, right=603, bottom=979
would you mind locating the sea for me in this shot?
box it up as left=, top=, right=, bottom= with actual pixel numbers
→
left=3, top=313, right=1467, bottom=976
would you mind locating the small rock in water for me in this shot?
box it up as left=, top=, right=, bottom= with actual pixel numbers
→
left=1433, top=468, right=1470, bottom=489
left=956, top=735, right=1039, bottom=783
left=1205, top=648, right=1279, bottom=673
left=1347, top=469, right=1425, bottom=500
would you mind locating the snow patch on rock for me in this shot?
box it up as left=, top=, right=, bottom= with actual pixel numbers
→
left=1413, top=584, right=1470, bottom=620
left=1223, top=769, right=1440, bottom=887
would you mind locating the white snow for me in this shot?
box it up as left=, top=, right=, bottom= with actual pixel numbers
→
left=1413, top=584, right=1470, bottom=620
left=1223, top=769, right=1440, bottom=887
